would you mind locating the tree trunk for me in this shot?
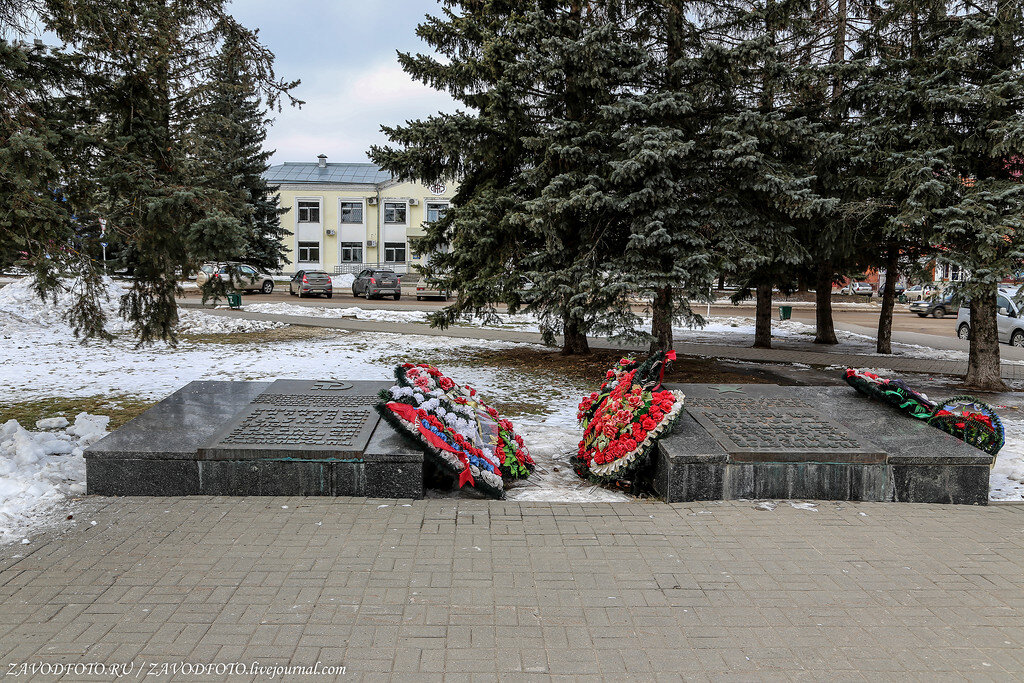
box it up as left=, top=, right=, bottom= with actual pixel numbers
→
left=965, top=286, right=1006, bottom=391
left=561, top=314, right=590, bottom=356
left=813, top=266, right=838, bottom=344
left=718, top=274, right=726, bottom=291
left=754, top=283, right=773, bottom=348
left=650, top=285, right=673, bottom=353
left=876, top=248, right=899, bottom=354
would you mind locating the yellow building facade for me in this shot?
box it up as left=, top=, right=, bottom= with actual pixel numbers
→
left=265, top=155, right=454, bottom=274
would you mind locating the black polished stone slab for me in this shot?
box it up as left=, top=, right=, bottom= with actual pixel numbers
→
left=653, top=384, right=994, bottom=505
left=197, top=379, right=385, bottom=461
left=85, top=379, right=424, bottom=498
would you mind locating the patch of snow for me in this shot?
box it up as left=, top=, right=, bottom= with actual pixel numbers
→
left=175, top=309, right=286, bottom=334
left=753, top=501, right=777, bottom=511
left=0, top=275, right=132, bottom=335
left=789, top=501, right=818, bottom=511
left=989, top=417, right=1024, bottom=501
left=246, top=303, right=431, bottom=325
left=332, top=273, right=355, bottom=288
left=0, top=413, right=109, bottom=545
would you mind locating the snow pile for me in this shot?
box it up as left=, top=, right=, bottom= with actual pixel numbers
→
left=332, top=273, right=355, bottom=288
left=0, top=413, right=109, bottom=545
left=246, top=303, right=431, bottom=324
left=175, top=309, right=286, bottom=334
left=0, top=276, right=131, bottom=335
left=989, top=417, right=1024, bottom=501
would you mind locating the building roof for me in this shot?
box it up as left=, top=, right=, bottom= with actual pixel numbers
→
left=264, top=162, right=394, bottom=185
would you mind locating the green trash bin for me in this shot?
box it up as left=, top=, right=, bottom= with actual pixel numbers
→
left=779, top=305, right=792, bottom=320
left=227, top=292, right=242, bottom=310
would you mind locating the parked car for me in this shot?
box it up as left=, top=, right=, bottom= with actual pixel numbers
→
left=839, top=281, right=873, bottom=296
left=910, top=292, right=954, bottom=318
left=196, top=262, right=274, bottom=294
left=903, top=284, right=934, bottom=302
left=289, top=270, right=332, bottom=298
left=415, top=283, right=449, bottom=301
left=352, top=268, right=401, bottom=300
left=956, top=288, right=1024, bottom=346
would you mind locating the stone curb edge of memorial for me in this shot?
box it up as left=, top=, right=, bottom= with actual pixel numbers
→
left=573, top=350, right=685, bottom=483
left=375, top=363, right=535, bottom=499
left=844, top=368, right=1005, bottom=455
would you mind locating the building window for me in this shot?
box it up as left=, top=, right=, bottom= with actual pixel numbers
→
left=426, top=202, right=448, bottom=223
left=384, top=242, right=406, bottom=263
left=340, top=242, right=363, bottom=263
left=383, top=202, right=407, bottom=224
left=297, top=201, right=320, bottom=223
left=340, top=201, right=363, bottom=224
left=297, top=241, right=320, bottom=262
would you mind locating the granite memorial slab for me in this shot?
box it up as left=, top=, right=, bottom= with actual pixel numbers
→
left=86, top=379, right=424, bottom=498
left=653, top=384, right=994, bottom=505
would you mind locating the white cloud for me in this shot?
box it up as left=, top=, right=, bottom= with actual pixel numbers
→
left=265, top=61, right=458, bottom=165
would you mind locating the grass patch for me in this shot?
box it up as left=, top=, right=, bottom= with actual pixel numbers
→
left=0, top=395, right=156, bottom=430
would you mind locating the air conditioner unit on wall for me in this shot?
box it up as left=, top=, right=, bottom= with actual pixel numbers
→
left=367, top=197, right=378, bottom=205
left=408, top=198, right=419, bottom=206
left=325, top=229, right=336, bottom=236
left=367, top=240, right=377, bottom=247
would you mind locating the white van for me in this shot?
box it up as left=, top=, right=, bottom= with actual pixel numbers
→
left=956, top=287, right=1024, bottom=346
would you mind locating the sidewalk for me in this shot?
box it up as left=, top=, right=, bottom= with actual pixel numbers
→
left=180, top=304, right=1024, bottom=381
left=1, top=497, right=1022, bottom=678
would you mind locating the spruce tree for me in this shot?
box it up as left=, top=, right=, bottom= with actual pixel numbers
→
left=194, top=31, right=289, bottom=276
left=41, top=0, right=297, bottom=342
left=372, top=1, right=643, bottom=355
left=855, top=0, right=1024, bottom=388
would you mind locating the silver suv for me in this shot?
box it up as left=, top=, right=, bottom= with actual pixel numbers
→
left=196, top=263, right=275, bottom=294
left=956, top=287, right=1024, bottom=346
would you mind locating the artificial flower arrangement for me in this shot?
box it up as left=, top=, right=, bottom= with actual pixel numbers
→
left=844, top=368, right=1004, bottom=455
left=376, top=363, right=534, bottom=498
left=573, top=350, right=685, bottom=481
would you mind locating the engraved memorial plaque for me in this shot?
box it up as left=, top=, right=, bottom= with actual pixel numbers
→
left=197, top=379, right=389, bottom=460
left=686, top=396, right=884, bottom=463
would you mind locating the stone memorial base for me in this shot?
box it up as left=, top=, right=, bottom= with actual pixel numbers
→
left=653, top=384, right=994, bottom=505
left=86, top=380, right=424, bottom=498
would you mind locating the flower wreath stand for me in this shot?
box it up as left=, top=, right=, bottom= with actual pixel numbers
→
left=573, top=351, right=685, bottom=485
left=376, top=364, right=535, bottom=499
left=844, top=368, right=1004, bottom=455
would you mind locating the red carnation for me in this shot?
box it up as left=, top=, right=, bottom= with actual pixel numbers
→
left=641, top=417, right=657, bottom=432
left=438, top=377, right=455, bottom=390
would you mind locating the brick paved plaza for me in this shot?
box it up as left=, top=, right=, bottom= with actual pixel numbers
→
left=1, top=497, right=1023, bottom=680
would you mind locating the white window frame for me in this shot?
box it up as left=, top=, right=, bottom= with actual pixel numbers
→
left=383, top=241, right=407, bottom=263
left=339, top=242, right=363, bottom=263
left=339, top=199, right=365, bottom=225
left=382, top=200, right=409, bottom=226
left=297, top=241, right=321, bottom=263
left=296, top=198, right=322, bottom=224
left=425, top=201, right=449, bottom=223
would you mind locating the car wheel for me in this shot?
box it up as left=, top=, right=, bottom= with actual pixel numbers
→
left=393, top=293, right=401, bottom=301
left=365, top=289, right=372, bottom=300
left=958, top=323, right=971, bottom=340
left=1012, top=330, right=1024, bottom=347
left=416, top=296, right=422, bottom=301
left=298, top=290, right=305, bottom=298
left=931, top=307, right=945, bottom=319
left=327, top=293, right=333, bottom=299
left=261, top=281, right=274, bottom=294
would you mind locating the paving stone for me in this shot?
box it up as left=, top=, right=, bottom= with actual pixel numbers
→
left=1, top=498, right=1023, bottom=677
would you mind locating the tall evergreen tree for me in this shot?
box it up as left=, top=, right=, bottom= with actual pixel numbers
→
left=194, top=31, right=289, bottom=275
left=40, top=0, right=297, bottom=343
left=855, top=0, right=1024, bottom=388
left=372, top=1, right=643, bottom=355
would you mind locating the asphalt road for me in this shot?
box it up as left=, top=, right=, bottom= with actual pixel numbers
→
left=178, top=287, right=959, bottom=337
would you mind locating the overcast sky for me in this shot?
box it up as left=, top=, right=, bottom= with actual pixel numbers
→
left=228, top=0, right=457, bottom=167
